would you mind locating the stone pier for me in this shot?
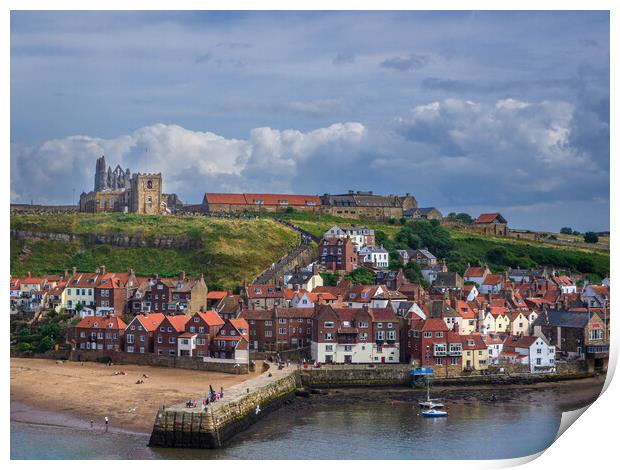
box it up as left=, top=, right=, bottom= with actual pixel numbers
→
left=148, top=364, right=299, bottom=449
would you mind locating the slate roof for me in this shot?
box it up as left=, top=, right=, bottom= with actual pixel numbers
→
left=531, top=309, right=590, bottom=329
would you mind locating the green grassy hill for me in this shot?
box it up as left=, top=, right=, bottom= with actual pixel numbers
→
left=268, top=212, right=610, bottom=281
left=10, top=211, right=610, bottom=289
left=10, top=213, right=299, bottom=289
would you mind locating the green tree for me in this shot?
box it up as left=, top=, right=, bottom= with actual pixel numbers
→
left=583, top=232, right=599, bottom=244
left=344, top=267, right=375, bottom=285
left=403, top=261, right=429, bottom=288
left=320, top=272, right=340, bottom=286
left=38, top=336, right=55, bottom=353
left=560, top=227, right=573, bottom=235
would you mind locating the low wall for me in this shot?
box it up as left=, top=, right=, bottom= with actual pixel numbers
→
left=69, top=350, right=248, bottom=374
left=148, top=368, right=298, bottom=448
left=299, top=364, right=412, bottom=387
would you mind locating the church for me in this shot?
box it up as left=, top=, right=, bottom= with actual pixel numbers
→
left=79, top=156, right=178, bottom=214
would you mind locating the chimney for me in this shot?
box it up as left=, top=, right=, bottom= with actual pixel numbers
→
left=72, top=266, right=77, bottom=276
left=27, top=271, right=31, bottom=278
left=294, top=284, right=300, bottom=293
left=63, top=269, right=68, bottom=278
left=101, top=265, right=106, bottom=275
left=179, top=271, right=186, bottom=281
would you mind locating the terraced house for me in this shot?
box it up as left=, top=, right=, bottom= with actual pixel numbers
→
left=129, top=272, right=208, bottom=315
left=73, top=315, right=127, bottom=353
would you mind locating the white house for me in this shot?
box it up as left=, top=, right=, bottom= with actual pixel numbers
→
left=505, top=335, right=555, bottom=373
left=478, top=274, right=503, bottom=295
left=483, top=333, right=505, bottom=365
left=463, top=266, right=491, bottom=286
left=553, top=276, right=577, bottom=294
left=358, top=245, right=389, bottom=268
left=322, top=225, right=375, bottom=251
left=177, top=332, right=197, bottom=356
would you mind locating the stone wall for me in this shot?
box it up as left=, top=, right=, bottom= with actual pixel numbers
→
left=299, top=364, right=412, bottom=387
left=149, top=370, right=298, bottom=448
left=10, top=229, right=203, bottom=250
left=69, top=350, right=248, bottom=374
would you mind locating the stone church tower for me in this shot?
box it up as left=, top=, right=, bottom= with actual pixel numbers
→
left=94, top=155, right=107, bottom=191
left=129, top=173, right=163, bottom=215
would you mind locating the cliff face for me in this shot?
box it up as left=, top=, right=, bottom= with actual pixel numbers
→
left=10, top=230, right=204, bottom=250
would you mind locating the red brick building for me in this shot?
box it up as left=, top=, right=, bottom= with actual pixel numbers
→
left=244, top=285, right=285, bottom=310
left=210, top=318, right=250, bottom=360
left=124, top=313, right=165, bottom=354
left=185, top=310, right=225, bottom=357
left=411, top=318, right=463, bottom=375
left=154, top=314, right=191, bottom=356
left=319, top=237, right=358, bottom=272
left=129, top=272, right=208, bottom=315
left=73, top=315, right=127, bottom=354
left=94, top=268, right=139, bottom=315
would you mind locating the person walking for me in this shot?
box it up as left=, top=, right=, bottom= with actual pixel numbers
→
left=104, top=416, right=109, bottom=432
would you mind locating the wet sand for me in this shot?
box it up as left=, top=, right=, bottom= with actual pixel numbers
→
left=10, top=357, right=263, bottom=433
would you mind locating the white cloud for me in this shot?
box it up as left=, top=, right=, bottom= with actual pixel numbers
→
left=10, top=122, right=365, bottom=204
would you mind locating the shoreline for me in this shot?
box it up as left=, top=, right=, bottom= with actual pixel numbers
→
left=11, top=367, right=605, bottom=436
left=10, top=357, right=263, bottom=433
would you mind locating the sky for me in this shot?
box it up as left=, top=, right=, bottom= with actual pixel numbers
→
left=10, top=11, right=610, bottom=231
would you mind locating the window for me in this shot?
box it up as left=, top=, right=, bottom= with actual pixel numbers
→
left=265, top=321, right=273, bottom=326
left=324, top=321, right=334, bottom=328
left=436, top=332, right=444, bottom=338
left=325, top=332, right=334, bottom=340
left=127, top=346, right=134, bottom=353
left=423, top=332, right=432, bottom=338
left=325, top=345, right=333, bottom=352
left=80, top=331, right=86, bottom=338
left=359, top=321, right=368, bottom=328
left=279, top=328, right=286, bottom=335
left=139, top=335, right=145, bottom=342
left=279, top=318, right=287, bottom=324
left=376, top=331, right=385, bottom=341
left=265, top=330, right=273, bottom=337
left=387, top=330, right=396, bottom=341
left=344, top=345, right=352, bottom=351
left=377, top=323, right=383, bottom=329
left=139, top=347, right=145, bottom=353
left=450, top=357, right=458, bottom=365
left=536, top=358, right=542, bottom=365
left=168, top=337, right=176, bottom=344
left=434, top=343, right=447, bottom=356
left=126, top=334, right=134, bottom=344
left=157, top=337, right=162, bottom=344
left=435, top=357, right=442, bottom=365
left=589, top=329, right=604, bottom=340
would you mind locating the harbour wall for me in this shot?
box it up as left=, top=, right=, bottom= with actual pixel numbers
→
left=148, top=368, right=299, bottom=448
left=147, top=363, right=596, bottom=449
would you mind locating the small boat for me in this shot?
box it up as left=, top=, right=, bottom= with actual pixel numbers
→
left=422, top=408, right=448, bottom=418
left=418, top=376, right=446, bottom=411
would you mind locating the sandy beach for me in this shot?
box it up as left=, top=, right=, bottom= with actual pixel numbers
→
left=10, top=357, right=263, bottom=433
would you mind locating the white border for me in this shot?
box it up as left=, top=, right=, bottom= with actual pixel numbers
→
left=3, top=1, right=616, bottom=469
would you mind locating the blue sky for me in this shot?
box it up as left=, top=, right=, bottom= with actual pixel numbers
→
left=10, top=11, right=609, bottom=231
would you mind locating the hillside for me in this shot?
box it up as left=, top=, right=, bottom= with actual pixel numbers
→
left=10, top=213, right=300, bottom=289
left=10, top=212, right=610, bottom=289
left=268, top=212, right=610, bottom=281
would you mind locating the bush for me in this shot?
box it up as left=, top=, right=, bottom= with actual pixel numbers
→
left=560, top=227, right=573, bottom=235
left=583, top=232, right=599, bottom=244
left=320, top=272, right=340, bottom=286
left=344, top=267, right=375, bottom=285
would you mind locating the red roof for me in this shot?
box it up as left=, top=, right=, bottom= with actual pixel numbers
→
left=244, top=193, right=321, bottom=206
left=76, top=315, right=127, bottom=330
left=464, top=267, right=486, bottom=278
left=205, top=193, right=247, bottom=204
left=206, top=291, right=228, bottom=300
left=482, top=274, right=503, bottom=286
left=133, top=313, right=165, bottom=332
left=205, top=193, right=321, bottom=206
left=369, top=307, right=398, bottom=322
left=416, top=318, right=449, bottom=332
left=474, top=213, right=505, bottom=224
left=194, top=310, right=225, bottom=327
left=166, top=314, right=192, bottom=332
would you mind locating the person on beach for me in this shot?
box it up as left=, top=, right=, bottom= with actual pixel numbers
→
left=90, top=420, right=93, bottom=428
left=220, top=386, right=224, bottom=398
left=104, top=416, right=109, bottom=432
